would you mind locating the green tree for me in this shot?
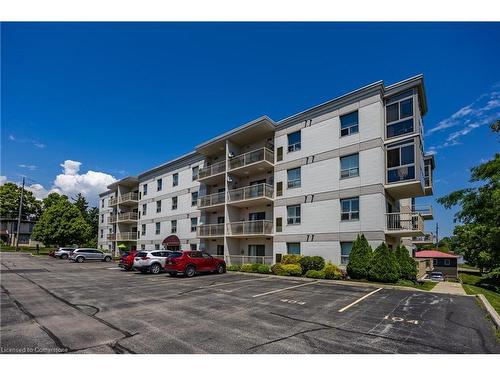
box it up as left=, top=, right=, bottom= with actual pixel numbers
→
left=31, top=196, right=91, bottom=247
left=42, top=192, right=68, bottom=210
left=395, top=244, right=417, bottom=281
left=437, top=152, right=500, bottom=271
left=72, top=193, right=89, bottom=220
left=0, top=182, right=42, bottom=219
left=346, top=234, right=373, bottom=279
left=368, top=242, right=400, bottom=283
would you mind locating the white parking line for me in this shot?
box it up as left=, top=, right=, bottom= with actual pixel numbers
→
left=338, top=288, right=382, bottom=312
left=252, top=281, right=319, bottom=298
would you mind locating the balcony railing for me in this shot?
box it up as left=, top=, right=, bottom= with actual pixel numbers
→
left=115, top=232, right=138, bottom=241
left=225, top=255, right=274, bottom=265
left=119, top=192, right=139, bottom=204
left=228, top=148, right=274, bottom=170
left=118, top=212, right=138, bottom=222
left=107, top=233, right=116, bottom=240
left=413, top=205, right=433, bottom=218
left=386, top=212, right=423, bottom=232
left=228, top=183, right=273, bottom=203
left=198, top=192, right=226, bottom=208
left=413, top=232, right=435, bottom=243
left=197, top=224, right=224, bottom=237
left=226, top=220, right=273, bottom=236
left=199, top=160, right=226, bottom=180
left=109, top=197, right=118, bottom=206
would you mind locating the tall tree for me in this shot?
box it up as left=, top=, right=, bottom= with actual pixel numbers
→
left=72, top=193, right=89, bottom=220
left=0, top=182, right=42, bottom=219
left=42, top=192, right=68, bottom=210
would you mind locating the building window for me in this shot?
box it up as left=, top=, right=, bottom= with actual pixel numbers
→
left=287, top=242, right=301, bottom=255
left=101, top=214, right=104, bottom=223
left=191, top=191, right=198, bottom=206
left=172, top=173, right=179, bottom=187
left=156, top=200, right=162, bottom=213
left=142, top=204, right=147, bottom=216
left=386, top=90, right=414, bottom=138
left=101, top=199, right=104, bottom=208
left=340, top=154, right=359, bottom=178
left=287, top=131, right=301, bottom=152
left=444, top=259, right=451, bottom=266
left=143, top=184, right=148, bottom=196
left=172, top=196, right=178, bottom=210
left=155, top=222, right=160, bottom=235
left=340, top=197, right=359, bottom=221
left=100, top=229, right=103, bottom=239
left=155, top=244, right=160, bottom=250
left=191, top=217, right=197, bottom=232
left=276, top=181, right=283, bottom=197
left=287, top=205, right=301, bottom=225
left=341, top=242, right=353, bottom=265
left=192, top=166, right=199, bottom=181
left=433, top=259, right=437, bottom=266
left=340, top=111, right=359, bottom=137
left=141, top=244, right=145, bottom=250
left=190, top=244, right=197, bottom=251
left=276, top=217, right=283, bottom=232
left=171, top=220, right=177, bottom=234
left=277, top=146, right=283, bottom=162
left=141, top=224, right=146, bottom=236
left=287, top=167, right=301, bottom=189
left=157, top=179, right=163, bottom=191
left=387, top=140, right=415, bottom=183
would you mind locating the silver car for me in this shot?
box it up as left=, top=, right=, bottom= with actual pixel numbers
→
left=70, top=248, right=113, bottom=263
left=133, top=250, right=171, bottom=274
left=54, top=247, right=75, bottom=259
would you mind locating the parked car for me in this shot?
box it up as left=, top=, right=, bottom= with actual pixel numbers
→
left=133, top=250, right=172, bottom=274
left=164, top=251, right=226, bottom=277
left=69, top=248, right=113, bottom=263
left=429, top=271, right=445, bottom=282
left=119, top=250, right=137, bottom=271
left=54, top=247, right=75, bottom=259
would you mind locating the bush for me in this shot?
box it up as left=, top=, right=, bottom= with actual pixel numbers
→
left=240, top=263, right=260, bottom=273
left=299, top=256, right=325, bottom=274
left=305, top=270, right=326, bottom=279
left=272, top=263, right=302, bottom=276
left=323, top=262, right=342, bottom=280
left=459, top=272, right=482, bottom=285
left=281, top=254, right=303, bottom=265
left=346, top=234, right=373, bottom=279
left=395, top=244, right=417, bottom=281
left=257, top=264, right=271, bottom=274
left=368, top=242, right=400, bottom=283
left=226, top=264, right=241, bottom=271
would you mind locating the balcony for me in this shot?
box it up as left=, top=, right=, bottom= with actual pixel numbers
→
left=111, top=212, right=138, bottom=223
left=115, top=232, right=138, bottom=241
left=424, top=163, right=433, bottom=196
left=413, top=232, right=435, bottom=245
left=197, top=224, right=224, bottom=238
left=107, top=233, right=116, bottom=240
left=227, top=183, right=273, bottom=207
left=198, top=160, right=226, bottom=183
left=198, top=192, right=225, bottom=209
left=413, top=205, right=433, bottom=220
left=109, top=197, right=118, bottom=206
left=385, top=212, right=424, bottom=237
left=228, top=148, right=274, bottom=176
left=226, top=220, right=273, bottom=237
left=119, top=192, right=139, bottom=205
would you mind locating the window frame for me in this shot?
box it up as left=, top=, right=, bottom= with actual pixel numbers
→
left=143, top=183, right=148, bottom=196
left=191, top=191, right=198, bottom=207
left=340, top=153, right=360, bottom=179
left=386, top=139, right=416, bottom=184
left=192, top=166, right=199, bottom=181
left=155, top=222, right=161, bottom=235
left=340, top=197, right=360, bottom=221
left=157, top=178, right=163, bottom=192
left=287, top=130, right=302, bottom=153
left=385, top=90, right=415, bottom=139
left=444, top=259, right=451, bottom=266
left=286, top=242, right=301, bottom=255
left=287, top=167, right=301, bottom=189
left=156, top=200, right=162, bottom=213
left=340, top=242, right=353, bottom=265
left=340, top=111, right=359, bottom=137
left=141, top=224, right=146, bottom=236
left=171, top=220, right=177, bottom=234
left=142, top=203, right=147, bottom=216
left=287, top=204, right=301, bottom=225
left=190, top=217, right=197, bottom=232
left=172, top=196, right=178, bottom=210
left=172, top=173, right=179, bottom=187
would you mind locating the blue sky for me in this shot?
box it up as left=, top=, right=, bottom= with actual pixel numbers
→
left=1, top=22, right=499, bottom=237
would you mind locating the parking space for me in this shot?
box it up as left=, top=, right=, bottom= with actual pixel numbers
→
left=1, top=252, right=498, bottom=354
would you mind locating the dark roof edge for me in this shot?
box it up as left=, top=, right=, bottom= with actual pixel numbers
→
left=138, top=151, right=204, bottom=180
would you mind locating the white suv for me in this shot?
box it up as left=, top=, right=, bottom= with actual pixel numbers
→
left=133, top=250, right=171, bottom=274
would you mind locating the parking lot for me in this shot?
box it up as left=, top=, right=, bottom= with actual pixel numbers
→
left=1, top=252, right=499, bottom=354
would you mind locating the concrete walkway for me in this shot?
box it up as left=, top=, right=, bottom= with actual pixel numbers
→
left=432, top=281, right=467, bottom=295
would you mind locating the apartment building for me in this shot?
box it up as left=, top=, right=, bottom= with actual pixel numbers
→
left=98, top=75, right=435, bottom=266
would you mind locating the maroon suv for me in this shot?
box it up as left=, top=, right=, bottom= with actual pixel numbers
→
left=164, top=251, right=226, bottom=277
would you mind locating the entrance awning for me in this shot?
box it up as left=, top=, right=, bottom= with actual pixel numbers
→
left=162, top=235, right=180, bottom=247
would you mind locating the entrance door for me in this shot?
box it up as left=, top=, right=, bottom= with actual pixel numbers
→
left=248, top=245, right=265, bottom=263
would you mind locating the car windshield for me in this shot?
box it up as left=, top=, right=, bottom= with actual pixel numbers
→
left=168, top=252, right=183, bottom=258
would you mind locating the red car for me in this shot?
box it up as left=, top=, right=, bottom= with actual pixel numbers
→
left=164, top=251, right=226, bottom=277
left=119, top=250, right=137, bottom=271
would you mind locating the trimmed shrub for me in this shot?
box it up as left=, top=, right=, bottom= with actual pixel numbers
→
left=323, top=262, right=342, bottom=280
left=368, top=242, right=401, bottom=283
left=240, top=263, right=260, bottom=273
left=395, top=244, right=417, bottom=281
left=346, top=234, right=373, bottom=279
left=257, top=264, right=271, bottom=274
left=281, top=254, right=303, bottom=265
left=226, top=264, right=241, bottom=271
left=272, top=263, right=302, bottom=276
left=271, top=263, right=284, bottom=275
left=298, top=256, right=325, bottom=274
left=305, top=270, right=326, bottom=279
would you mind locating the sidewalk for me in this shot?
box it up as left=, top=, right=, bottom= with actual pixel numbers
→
left=431, top=281, right=467, bottom=295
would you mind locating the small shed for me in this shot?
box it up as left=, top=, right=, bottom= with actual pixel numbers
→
left=415, top=250, right=459, bottom=278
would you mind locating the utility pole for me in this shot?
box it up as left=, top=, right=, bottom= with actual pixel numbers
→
left=15, top=177, right=25, bottom=252
left=435, top=222, right=439, bottom=246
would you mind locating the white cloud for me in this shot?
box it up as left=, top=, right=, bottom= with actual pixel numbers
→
left=18, top=164, right=37, bottom=171
left=7, top=133, right=46, bottom=149
left=25, top=183, right=56, bottom=200
left=0, top=176, right=7, bottom=185
left=60, top=160, right=82, bottom=176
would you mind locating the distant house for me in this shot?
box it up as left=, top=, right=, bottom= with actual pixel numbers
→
left=415, top=250, right=459, bottom=278
left=0, top=216, right=41, bottom=247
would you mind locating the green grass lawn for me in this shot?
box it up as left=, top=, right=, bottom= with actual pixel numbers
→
left=0, top=246, right=52, bottom=255
left=462, top=284, right=500, bottom=314
left=459, top=264, right=480, bottom=271
left=346, top=278, right=436, bottom=291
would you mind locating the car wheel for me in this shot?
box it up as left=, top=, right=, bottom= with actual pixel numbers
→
left=150, top=263, right=161, bottom=274
left=185, top=265, right=196, bottom=278
left=104, top=256, right=112, bottom=262
left=169, top=272, right=177, bottom=277
left=216, top=264, right=225, bottom=274
left=76, top=256, right=85, bottom=263
left=61, top=254, right=68, bottom=260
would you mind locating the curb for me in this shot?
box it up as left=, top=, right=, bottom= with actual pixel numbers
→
left=476, top=294, right=500, bottom=329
